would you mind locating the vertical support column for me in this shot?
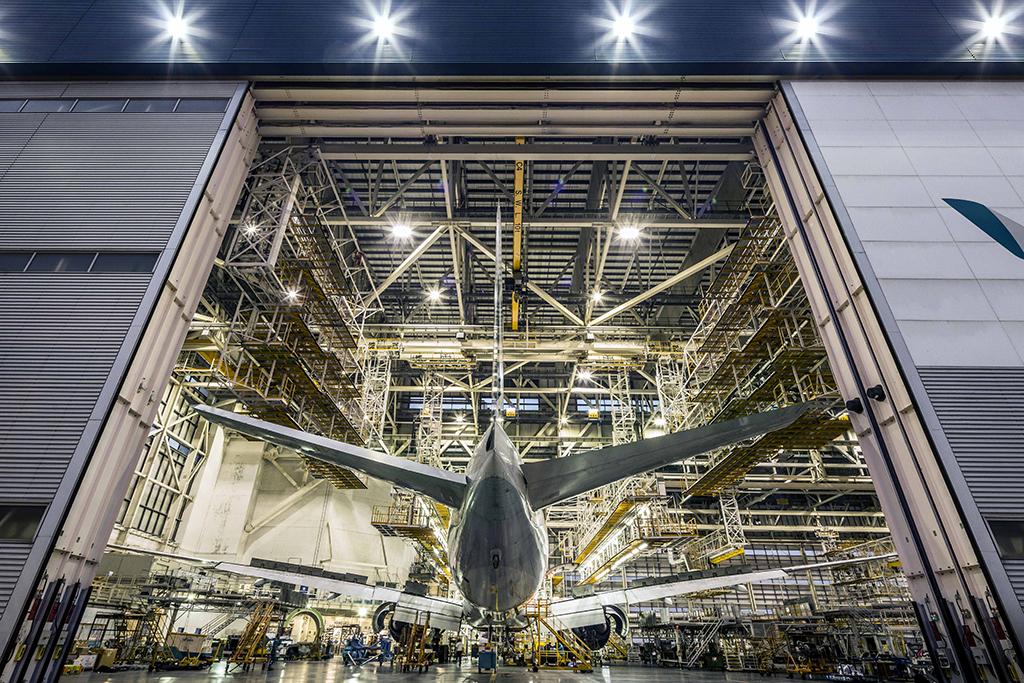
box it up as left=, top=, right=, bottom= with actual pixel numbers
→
left=359, top=348, right=393, bottom=453
left=416, top=373, right=445, bottom=469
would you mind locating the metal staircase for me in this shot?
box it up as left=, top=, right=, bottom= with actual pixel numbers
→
left=685, top=618, right=723, bottom=668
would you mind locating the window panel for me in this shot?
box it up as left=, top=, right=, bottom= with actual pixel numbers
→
left=27, top=252, right=95, bottom=272
left=124, top=98, right=178, bottom=113
left=0, top=506, right=46, bottom=541
left=989, top=519, right=1024, bottom=559
left=22, top=99, right=73, bottom=113
left=90, top=252, right=158, bottom=273
left=73, top=99, right=128, bottom=113
left=174, top=98, right=229, bottom=113
left=0, top=252, right=32, bottom=272
left=0, top=100, right=26, bottom=112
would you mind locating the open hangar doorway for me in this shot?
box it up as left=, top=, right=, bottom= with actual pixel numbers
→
left=4, top=79, right=1022, bottom=683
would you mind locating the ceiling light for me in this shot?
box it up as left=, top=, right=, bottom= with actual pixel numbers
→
left=591, top=289, right=604, bottom=303
left=454, top=414, right=465, bottom=424
left=796, top=15, right=819, bottom=40
left=653, top=415, right=667, bottom=428
left=559, top=416, right=569, bottom=426
left=427, top=287, right=443, bottom=302
left=243, top=222, right=259, bottom=236
left=284, top=288, right=300, bottom=303
left=165, top=14, right=189, bottom=40
left=357, top=606, right=369, bottom=618
left=619, top=224, right=641, bottom=241
left=577, top=369, right=593, bottom=382
left=373, top=14, right=395, bottom=40
left=983, top=14, right=1007, bottom=39
left=613, top=13, right=636, bottom=40
left=391, top=223, right=413, bottom=239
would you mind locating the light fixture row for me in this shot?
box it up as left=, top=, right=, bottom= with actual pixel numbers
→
left=161, top=7, right=1015, bottom=49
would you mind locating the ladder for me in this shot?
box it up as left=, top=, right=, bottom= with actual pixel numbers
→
left=394, top=621, right=432, bottom=673
left=605, top=631, right=630, bottom=661
left=228, top=601, right=276, bottom=670
left=685, top=618, right=723, bottom=668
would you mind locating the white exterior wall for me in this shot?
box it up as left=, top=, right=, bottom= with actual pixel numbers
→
left=789, top=81, right=1024, bottom=367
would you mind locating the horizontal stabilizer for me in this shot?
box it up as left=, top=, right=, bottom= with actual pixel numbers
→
left=195, top=405, right=470, bottom=508
left=522, top=402, right=815, bottom=509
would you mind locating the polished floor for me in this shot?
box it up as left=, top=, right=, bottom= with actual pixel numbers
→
left=80, top=660, right=769, bottom=683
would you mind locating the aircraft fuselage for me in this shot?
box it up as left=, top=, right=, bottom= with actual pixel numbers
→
left=447, top=423, right=548, bottom=613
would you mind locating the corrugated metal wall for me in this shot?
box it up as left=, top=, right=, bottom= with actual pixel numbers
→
left=0, top=114, right=226, bottom=250
left=0, top=81, right=242, bottom=626
left=919, top=366, right=1024, bottom=603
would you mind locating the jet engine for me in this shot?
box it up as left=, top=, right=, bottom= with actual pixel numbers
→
left=570, top=605, right=628, bottom=650
left=372, top=602, right=406, bottom=640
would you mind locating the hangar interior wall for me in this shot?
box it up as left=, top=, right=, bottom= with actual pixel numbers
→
left=0, top=81, right=250, bottom=668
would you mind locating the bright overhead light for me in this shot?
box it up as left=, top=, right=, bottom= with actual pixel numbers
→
left=591, top=289, right=604, bottom=303
left=391, top=222, right=413, bottom=239
left=165, top=14, right=189, bottom=40
left=577, top=369, right=593, bottom=382
left=613, top=13, right=636, bottom=40
left=357, top=606, right=369, bottom=618
left=454, top=413, right=465, bottom=424
left=619, top=224, right=641, bottom=241
left=373, top=14, right=396, bottom=40
left=427, top=287, right=443, bottom=302
left=559, top=416, right=569, bottom=426
left=242, top=222, right=259, bottom=236
left=284, top=288, right=300, bottom=303
left=983, top=15, right=1007, bottom=39
left=653, top=415, right=667, bottom=428
left=796, top=15, right=819, bottom=40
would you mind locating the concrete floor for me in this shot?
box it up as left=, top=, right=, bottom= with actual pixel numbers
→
left=81, top=660, right=768, bottom=683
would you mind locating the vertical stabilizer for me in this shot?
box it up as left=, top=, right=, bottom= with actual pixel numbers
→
left=492, top=205, right=505, bottom=415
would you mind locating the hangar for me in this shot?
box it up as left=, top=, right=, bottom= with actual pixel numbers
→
left=1, top=3, right=1023, bottom=682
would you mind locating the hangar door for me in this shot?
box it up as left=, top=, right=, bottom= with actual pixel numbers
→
left=0, top=82, right=257, bottom=676
left=759, top=82, right=1024, bottom=681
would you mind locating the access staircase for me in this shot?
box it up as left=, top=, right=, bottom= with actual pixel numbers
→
left=227, top=601, right=276, bottom=670
left=525, top=601, right=594, bottom=672
left=685, top=618, right=723, bottom=668
left=394, top=621, right=433, bottom=673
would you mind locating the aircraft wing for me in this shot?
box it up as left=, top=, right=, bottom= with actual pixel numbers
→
left=215, top=559, right=464, bottom=632
left=195, top=405, right=470, bottom=508
left=521, top=402, right=815, bottom=510
left=549, top=553, right=897, bottom=629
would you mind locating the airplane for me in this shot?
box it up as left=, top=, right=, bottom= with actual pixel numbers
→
left=192, top=399, right=891, bottom=648
left=184, top=208, right=891, bottom=647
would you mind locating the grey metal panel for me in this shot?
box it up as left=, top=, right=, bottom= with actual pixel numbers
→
left=0, top=544, right=32, bottom=615
left=1008, top=561, right=1024, bottom=605
left=0, top=275, right=151, bottom=502
left=0, top=115, right=46, bottom=178
left=0, top=114, right=223, bottom=250
left=0, top=84, right=67, bottom=98
left=918, top=367, right=1024, bottom=518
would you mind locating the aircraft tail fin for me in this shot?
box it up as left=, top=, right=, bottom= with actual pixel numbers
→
left=195, top=405, right=470, bottom=508
left=521, top=402, right=817, bottom=510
